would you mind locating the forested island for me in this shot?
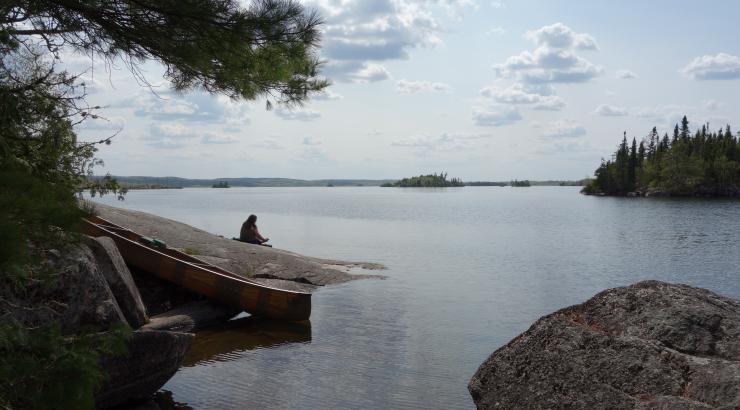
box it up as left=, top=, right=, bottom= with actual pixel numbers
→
left=381, top=172, right=464, bottom=187
left=212, top=181, right=230, bottom=188
left=511, top=180, right=531, bottom=187
left=583, top=116, right=739, bottom=197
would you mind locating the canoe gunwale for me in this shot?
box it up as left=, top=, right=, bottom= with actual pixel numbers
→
left=82, top=216, right=311, bottom=320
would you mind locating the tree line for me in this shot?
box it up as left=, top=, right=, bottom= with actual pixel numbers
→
left=583, top=116, right=740, bottom=196
left=383, top=172, right=464, bottom=187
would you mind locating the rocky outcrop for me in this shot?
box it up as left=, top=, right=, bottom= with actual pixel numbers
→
left=469, top=281, right=740, bottom=409
left=90, top=202, right=385, bottom=289
left=95, top=329, right=193, bottom=408
left=87, top=236, right=149, bottom=328
left=0, top=239, right=193, bottom=409
left=0, top=243, right=125, bottom=332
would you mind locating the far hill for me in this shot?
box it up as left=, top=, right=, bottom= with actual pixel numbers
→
left=101, top=176, right=396, bottom=188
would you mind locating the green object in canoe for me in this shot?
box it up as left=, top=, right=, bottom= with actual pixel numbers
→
left=139, top=236, right=166, bottom=249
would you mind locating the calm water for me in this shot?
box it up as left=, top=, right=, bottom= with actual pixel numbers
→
left=90, top=187, right=740, bottom=409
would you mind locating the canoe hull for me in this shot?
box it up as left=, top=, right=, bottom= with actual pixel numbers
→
left=83, top=217, right=311, bottom=321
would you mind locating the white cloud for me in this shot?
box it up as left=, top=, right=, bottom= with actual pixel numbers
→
left=302, top=136, right=322, bottom=146
left=324, top=61, right=391, bottom=83
left=616, top=69, right=638, bottom=79
left=681, top=53, right=740, bottom=80
left=312, top=89, right=344, bottom=101
left=311, top=0, right=475, bottom=83
left=472, top=105, right=522, bottom=126
left=122, top=91, right=250, bottom=125
left=201, top=134, right=238, bottom=144
left=144, top=122, right=198, bottom=149
left=298, top=146, right=331, bottom=162
left=392, top=132, right=490, bottom=152
left=541, top=120, right=586, bottom=139
left=632, top=104, right=730, bottom=131
left=702, top=99, right=723, bottom=111
left=274, top=107, right=321, bottom=121
left=251, top=138, right=285, bottom=150
left=535, top=139, right=600, bottom=157
left=593, top=104, right=628, bottom=117
left=486, top=26, right=506, bottom=35
left=396, top=79, right=451, bottom=94
left=494, top=23, right=602, bottom=84
left=480, top=83, right=565, bottom=110
left=524, top=22, right=598, bottom=51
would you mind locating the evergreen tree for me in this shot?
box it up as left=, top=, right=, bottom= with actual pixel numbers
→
left=673, top=124, right=680, bottom=144
left=680, top=116, right=690, bottom=141
left=628, top=137, right=638, bottom=190
left=3, top=0, right=329, bottom=105
left=583, top=116, right=740, bottom=196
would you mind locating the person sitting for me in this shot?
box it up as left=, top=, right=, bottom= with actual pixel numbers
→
left=239, top=214, right=269, bottom=245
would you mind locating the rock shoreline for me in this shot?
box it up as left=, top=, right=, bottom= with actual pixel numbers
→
left=91, top=202, right=386, bottom=291
left=4, top=203, right=385, bottom=408
left=581, top=186, right=740, bottom=198
left=86, top=202, right=386, bottom=407
left=469, top=281, right=740, bottom=409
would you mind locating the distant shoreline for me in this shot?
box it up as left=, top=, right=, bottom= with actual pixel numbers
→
left=99, top=175, right=587, bottom=189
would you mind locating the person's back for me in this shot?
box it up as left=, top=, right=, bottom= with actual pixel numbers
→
left=239, top=214, right=268, bottom=245
left=240, top=220, right=258, bottom=242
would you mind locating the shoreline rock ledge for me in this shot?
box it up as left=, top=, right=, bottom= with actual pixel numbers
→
left=468, top=281, right=740, bottom=409
left=91, top=202, right=386, bottom=291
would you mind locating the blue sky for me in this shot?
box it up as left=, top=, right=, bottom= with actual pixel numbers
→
left=71, top=0, right=740, bottom=180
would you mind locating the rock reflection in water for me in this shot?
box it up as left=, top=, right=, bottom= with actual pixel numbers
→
left=182, top=315, right=312, bottom=367
left=154, top=390, right=192, bottom=410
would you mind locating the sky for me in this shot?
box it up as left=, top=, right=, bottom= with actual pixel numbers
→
left=69, top=0, right=740, bottom=180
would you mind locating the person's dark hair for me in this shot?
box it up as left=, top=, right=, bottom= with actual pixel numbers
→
left=246, top=214, right=257, bottom=228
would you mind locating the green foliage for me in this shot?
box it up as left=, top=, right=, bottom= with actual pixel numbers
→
left=584, top=116, right=740, bottom=196
left=4, top=0, right=328, bottom=105
left=212, top=181, right=230, bottom=188
left=1, top=1, right=329, bottom=405
left=510, top=180, right=531, bottom=187
left=387, top=172, right=464, bottom=187
left=0, top=51, right=128, bottom=408
left=0, top=321, right=131, bottom=410
left=0, top=49, right=125, bottom=287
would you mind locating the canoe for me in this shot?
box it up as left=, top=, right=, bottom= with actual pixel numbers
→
left=82, top=216, right=311, bottom=321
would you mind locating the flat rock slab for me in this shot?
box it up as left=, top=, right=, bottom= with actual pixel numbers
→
left=91, top=202, right=385, bottom=290
left=469, top=280, right=740, bottom=409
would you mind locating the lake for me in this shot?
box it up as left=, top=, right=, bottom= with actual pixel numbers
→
left=89, top=186, right=740, bottom=409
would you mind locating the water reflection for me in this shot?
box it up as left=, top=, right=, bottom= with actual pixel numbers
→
left=154, top=390, right=192, bottom=410
left=183, top=316, right=312, bottom=367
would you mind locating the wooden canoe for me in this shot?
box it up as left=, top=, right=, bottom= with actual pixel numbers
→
left=82, top=216, right=311, bottom=321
